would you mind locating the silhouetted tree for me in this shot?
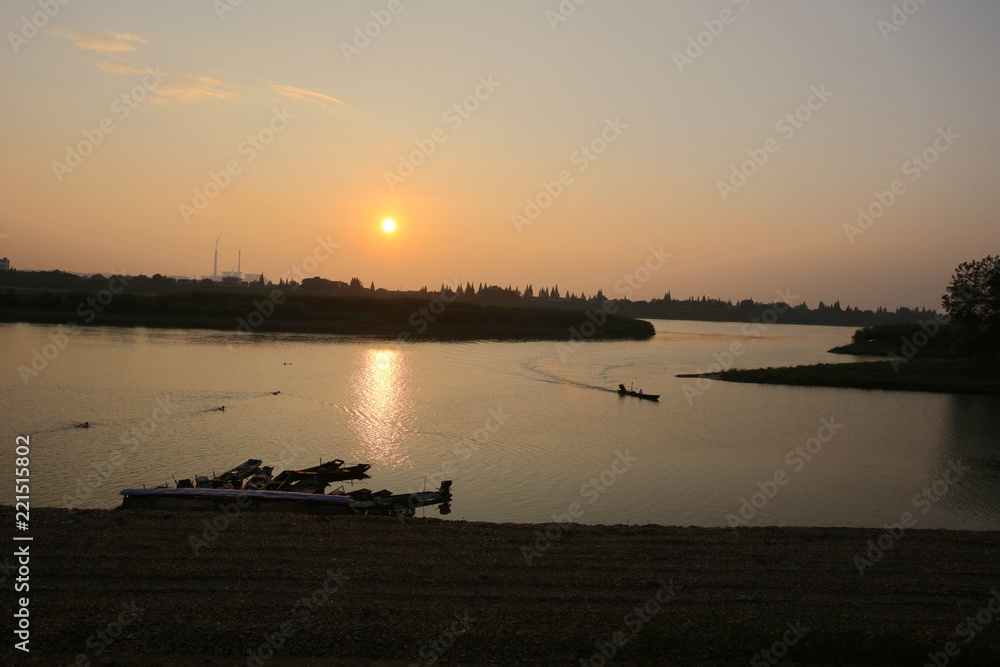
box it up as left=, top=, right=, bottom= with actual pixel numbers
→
left=943, top=255, right=1000, bottom=359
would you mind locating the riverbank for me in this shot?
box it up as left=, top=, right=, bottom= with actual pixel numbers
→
left=716, top=358, right=1000, bottom=395
left=9, top=506, right=1000, bottom=665
left=0, top=292, right=655, bottom=341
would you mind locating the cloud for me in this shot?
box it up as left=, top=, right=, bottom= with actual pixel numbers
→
left=96, top=61, right=147, bottom=75
left=51, top=28, right=234, bottom=104
left=152, top=72, right=235, bottom=103
left=271, top=83, right=345, bottom=108
left=52, top=29, right=146, bottom=54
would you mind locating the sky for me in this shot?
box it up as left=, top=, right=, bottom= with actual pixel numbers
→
left=1, top=0, right=999, bottom=310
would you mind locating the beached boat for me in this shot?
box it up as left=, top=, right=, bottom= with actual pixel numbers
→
left=265, top=460, right=371, bottom=493
left=339, top=480, right=453, bottom=515
left=244, top=465, right=274, bottom=490
left=212, top=459, right=262, bottom=488
left=119, top=487, right=355, bottom=514
left=119, top=481, right=453, bottom=517
left=617, top=384, right=659, bottom=401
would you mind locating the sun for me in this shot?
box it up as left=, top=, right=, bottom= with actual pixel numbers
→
left=382, top=218, right=396, bottom=233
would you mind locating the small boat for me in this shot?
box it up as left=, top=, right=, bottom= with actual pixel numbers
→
left=244, top=465, right=274, bottom=490
left=617, top=384, right=659, bottom=401
left=335, top=481, right=453, bottom=516
left=211, top=458, right=263, bottom=489
left=264, top=459, right=372, bottom=493
left=120, top=487, right=354, bottom=514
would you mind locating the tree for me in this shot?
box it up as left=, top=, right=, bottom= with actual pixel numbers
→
left=942, top=255, right=1000, bottom=359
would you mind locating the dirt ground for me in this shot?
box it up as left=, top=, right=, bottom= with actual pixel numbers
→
left=5, top=506, right=1000, bottom=666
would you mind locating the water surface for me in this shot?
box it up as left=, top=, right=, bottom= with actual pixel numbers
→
left=4, top=320, right=998, bottom=530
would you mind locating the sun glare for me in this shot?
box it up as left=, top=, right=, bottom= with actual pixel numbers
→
left=382, top=219, right=396, bottom=233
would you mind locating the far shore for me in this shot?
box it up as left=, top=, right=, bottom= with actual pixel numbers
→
left=713, top=358, right=1000, bottom=395
left=0, top=292, right=655, bottom=342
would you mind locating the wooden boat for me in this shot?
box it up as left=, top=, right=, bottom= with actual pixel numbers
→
left=243, top=465, right=274, bottom=490
left=212, top=459, right=262, bottom=488
left=119, top=481, right=453, bottom=517
left=617, top=384, right=659, bottom=401
left=120, top=487, right=354, bottom=514
left=264, top=460, right=372, bottom=493
left=338, top=480, right=453, bottom=516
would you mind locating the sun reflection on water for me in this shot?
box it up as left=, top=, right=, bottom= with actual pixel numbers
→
left=349, top=348, right=414, bottom=469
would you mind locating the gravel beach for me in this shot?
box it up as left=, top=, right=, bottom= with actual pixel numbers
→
left=7, top=506, right=1000, bottom=666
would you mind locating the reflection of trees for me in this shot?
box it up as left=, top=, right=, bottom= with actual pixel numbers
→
left=932, top=394, right=1000, bottom=525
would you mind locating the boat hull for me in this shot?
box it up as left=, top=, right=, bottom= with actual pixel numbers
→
left=618, top=390, right=659, bottom=401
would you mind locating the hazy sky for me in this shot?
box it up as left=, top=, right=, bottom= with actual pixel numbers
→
left=2, top=0, right=998, bottom=310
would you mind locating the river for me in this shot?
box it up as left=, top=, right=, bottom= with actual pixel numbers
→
left=3, top=319, right=998, bottom=529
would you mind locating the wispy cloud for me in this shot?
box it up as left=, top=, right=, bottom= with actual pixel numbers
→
left=52, top=29, right=146, bottom=54
left=154, top=72, right=234, bottom=103
left=51, top=28, right=234, bottom=104
left=271, top=83, right=345, bottom=108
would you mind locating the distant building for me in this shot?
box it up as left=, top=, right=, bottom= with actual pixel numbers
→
left=0, top=257, right=9, bottom=271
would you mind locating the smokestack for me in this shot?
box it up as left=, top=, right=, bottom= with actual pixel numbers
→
left=213, top=237, right=220, bottom=277
left=238, top=250, right=241, bottom=273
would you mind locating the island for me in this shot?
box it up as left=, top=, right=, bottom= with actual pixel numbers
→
left=0, top=288, right=656, bottom=342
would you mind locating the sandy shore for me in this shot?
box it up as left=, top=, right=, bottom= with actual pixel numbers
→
left=7, top=506, right=1000, bottom=665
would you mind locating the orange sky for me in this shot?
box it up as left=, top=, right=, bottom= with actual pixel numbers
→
left=2, top=1, right=999, bottom=309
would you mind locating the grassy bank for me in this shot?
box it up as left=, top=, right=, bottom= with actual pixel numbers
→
left=11, top=506, right=1000, bottom=665
left=719, top=358, right=1000, bottom=395
left=0, top=290, right=655, bottom=341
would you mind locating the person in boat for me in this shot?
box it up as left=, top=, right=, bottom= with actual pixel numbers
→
left=638, top=389, right=642, bottom=395
left=618, top=384, right=626, bottom=392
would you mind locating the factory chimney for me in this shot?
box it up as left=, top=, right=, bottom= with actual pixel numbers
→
left=213, top=237, right=220, bottom=277
left=238, top=250, right=241, bottom=273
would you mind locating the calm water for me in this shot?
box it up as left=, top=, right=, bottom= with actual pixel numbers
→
left=3, top=320, right=999, bottom=530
